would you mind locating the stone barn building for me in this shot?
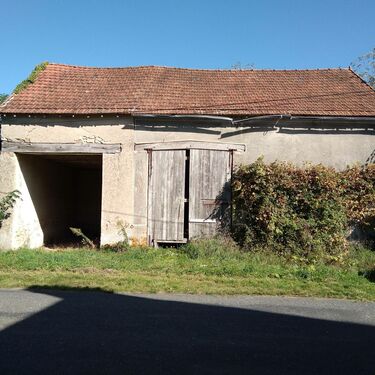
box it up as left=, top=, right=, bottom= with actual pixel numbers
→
left=0, top=63, right=374, bottom=249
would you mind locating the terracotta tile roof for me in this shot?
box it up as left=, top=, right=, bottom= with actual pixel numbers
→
left=1, top=63, right=375, bottom=117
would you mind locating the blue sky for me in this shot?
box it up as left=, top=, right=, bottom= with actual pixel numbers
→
left=1, top=0, right=374, bottom=94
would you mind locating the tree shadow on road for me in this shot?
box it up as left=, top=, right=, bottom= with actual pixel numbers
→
left=0, top=287, right=374, bottom=375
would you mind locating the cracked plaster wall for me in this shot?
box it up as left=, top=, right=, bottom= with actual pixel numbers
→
left=1, top=116, right=135, bottom=248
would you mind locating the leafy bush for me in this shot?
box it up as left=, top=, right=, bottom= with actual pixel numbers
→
left=13, top=62, right=49, bottom=94
left=181, top=236, right=240, bottom=259
left=231, top=158, right=350, bottom=258
left=101, top=242, right=130, bottom=253
left=0, top=190, right=21, bottom=228
left=341, top=164, right=375, bottom=243
left=346, top=242, right=375, bottom=272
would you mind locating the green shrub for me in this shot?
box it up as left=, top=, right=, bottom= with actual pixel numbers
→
left=341, top=164, right=375, bottom=243
left=181, top=236, right=240, bottom=259
left=231, top=158, right=348, bottom=258
left=0, top=190, right=21, bottom=228
left=346, top=242, right=375, bottom=271
left=13, top=62, right=49, bottom=94
left=101, top=242, right=130, bottom=253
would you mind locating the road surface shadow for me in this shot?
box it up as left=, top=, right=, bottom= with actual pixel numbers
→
left=0, top=288, right=374, bottom=374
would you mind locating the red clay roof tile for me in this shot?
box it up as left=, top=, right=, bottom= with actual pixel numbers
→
left=1, top=63, right=375, bottom=116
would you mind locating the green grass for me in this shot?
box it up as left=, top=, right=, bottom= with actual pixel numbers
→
left=0, top=243, right=374, bottom=300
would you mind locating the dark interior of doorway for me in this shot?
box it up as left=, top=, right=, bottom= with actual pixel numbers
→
left=17, top=154, right=102, bottom=247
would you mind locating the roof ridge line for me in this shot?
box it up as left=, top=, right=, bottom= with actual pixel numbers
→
left=46, top=63, right=350, bottom=72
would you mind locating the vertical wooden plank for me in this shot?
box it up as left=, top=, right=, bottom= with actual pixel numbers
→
left=189, top=150, right=231, bottom=238
left=149, top=150, right=185, bottom=242
left=147, top=150, right=153, bottom=246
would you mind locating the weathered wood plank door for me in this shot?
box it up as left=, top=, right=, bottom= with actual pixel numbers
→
left=188, top=150, right=232, bottom=238
left=148, top=150, right=186, bottom=243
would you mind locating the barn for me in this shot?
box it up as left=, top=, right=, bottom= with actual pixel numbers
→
left=0, top=63, right=375, bottom=249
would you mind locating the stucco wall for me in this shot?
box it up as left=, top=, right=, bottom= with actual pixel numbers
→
left=132, top=119, right=375, bottom=241
left=0, top=152, right=44, bottom=249
left=1, top=116, right=135, bottom=248
left=134, top=119, right=375, bottom=168
left=0, top=152, right=19, bottom=249
left=1, top=115, right=374, bottom=249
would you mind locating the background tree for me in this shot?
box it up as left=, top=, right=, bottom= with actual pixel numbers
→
left=0, top=94, right=8, bottom=104
left=351, top=48, right=375, bottom=88
left=231, top=62, right=255, bottom=70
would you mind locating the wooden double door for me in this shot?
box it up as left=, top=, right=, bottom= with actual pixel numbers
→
left=148, top=148, right=232, bottom=245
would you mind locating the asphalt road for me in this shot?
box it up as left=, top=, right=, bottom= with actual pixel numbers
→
left=0, top=289, right=374, bottom=374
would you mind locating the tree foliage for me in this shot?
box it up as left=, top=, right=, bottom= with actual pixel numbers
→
left=351, top=48, right=375, bottom=88
left=231, top=62, right=255, bottom=70
left=0, top=191, right=21, bottom=229
left=0, top=94, right=8, bottom=104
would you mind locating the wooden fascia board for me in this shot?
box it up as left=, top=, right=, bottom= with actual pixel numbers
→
left=1, top=141, right=122, bottom=154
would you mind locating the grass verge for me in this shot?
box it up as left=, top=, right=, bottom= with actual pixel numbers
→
left=0, top=244, right=374, bottom=300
